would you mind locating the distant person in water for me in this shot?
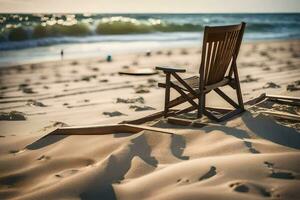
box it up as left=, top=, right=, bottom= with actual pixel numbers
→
left=60, top=49, right=64, bottom=60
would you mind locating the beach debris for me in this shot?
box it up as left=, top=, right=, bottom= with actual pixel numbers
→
left=287, top=80, right=300, bottom=91
left=91, top=67, right=99, bottom=72
left=260, top=51, right=269, bottom=57
left=129, top=105, right=155, bottom=111
left=180, top=49, right=188, bottom=55
left=166, top=51, right=172, bottom=56
left=71, top=61, right=78, bottom=65
left=0, top=111, right=26, bottom=121
left=40, top=121, right=68, bottom=132
left=135, top=85, right=150, bottom=94
left=147, top=79, right=157, bottom=83
left=147, top=78, right=157, bottom=87
left=263, top=82, right=281, bottom=89
left=132, top=61, right=139, bottom=66
left=27, top=100, right=47, bottom=107
left=99, top=79, right=108, bottom=83
left=52, top=121, right=69, bottom=127
left=40, top=75, right=47, bottom=80
left=146, top=51, right=151, bottom=56
left=122, top=65, right=129, bottom=69
left=135, top=88, right=150, bottom=94
left=156, top=50, right=163, bottom=55
left=19, top=83, right=29, bottom=88
left=21, top=87, right=35, bottom=94
left=241, top=75, right=259, bottom=83
left=103, top=111, right=125, bottom=117
left=0, top=86, right=8, bottom=90
left=116, top=97, right=144, bottom=104
left=81, top=75, right=97, bottom=81
left=106, top=55, right=112, bottom=62
left=262, top=66, right=271, bottom=71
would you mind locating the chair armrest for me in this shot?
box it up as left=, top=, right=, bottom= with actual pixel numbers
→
left=156, top=66, right=186, bottom=73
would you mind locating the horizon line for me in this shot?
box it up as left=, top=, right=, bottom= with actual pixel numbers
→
left=0, top=11, right=299, bottom=14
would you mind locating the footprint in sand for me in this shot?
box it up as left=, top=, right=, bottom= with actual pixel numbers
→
left=244, top=141, right=260, bottom=154
left=55, top=169, right=79, bottom=178
left=9, top=149, right=26, bottom=154
left=230, top=182, right=271, bottom=197
left=198, top=166, right=217, bottom=181
left=264, top=161, right=296, bottom=180
left=176, top=178, right=190, bottom=185
left=37, top=155, right=51, bottom=161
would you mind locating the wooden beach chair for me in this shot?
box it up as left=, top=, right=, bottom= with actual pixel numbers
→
left=156, top=22, right=246, bottom=121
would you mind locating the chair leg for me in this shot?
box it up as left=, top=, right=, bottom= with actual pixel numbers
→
left=197, top=93, right=205, bottom=118
left=232, top=63, right=244, bottom=110
left=164, top=73, right=171, bottom=117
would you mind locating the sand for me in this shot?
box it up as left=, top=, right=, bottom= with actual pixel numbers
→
left=0, top=39, right=300, bottom=200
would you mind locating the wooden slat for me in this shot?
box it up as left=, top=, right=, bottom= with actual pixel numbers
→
left=266, top=94, right=300, bottom=102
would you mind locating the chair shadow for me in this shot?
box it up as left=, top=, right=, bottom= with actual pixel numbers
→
left=241, top=112, right=300, bottom=150
left=202, top=125, right=251, bottom=140
left=171, top=134, right=189, bottom=160
left=80, top=133, right=158, bottom=200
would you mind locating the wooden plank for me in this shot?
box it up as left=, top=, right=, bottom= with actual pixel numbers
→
left=167, top=117, right=193, bottom=126
left=49, top=123, right=175, bottom=136
left=266, top=94, right=300, bottom=102
left=244, top=93, right=266, bottom=106
left=259, top=111, right=300, bottom=122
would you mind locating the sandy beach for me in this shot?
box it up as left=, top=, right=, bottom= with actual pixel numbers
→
left=0, top=39, right=300, bottom=200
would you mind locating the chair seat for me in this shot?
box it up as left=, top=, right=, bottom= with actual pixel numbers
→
left=158, top=76, right=200, bottom=91
left=158, top=76, right=231, bottom=92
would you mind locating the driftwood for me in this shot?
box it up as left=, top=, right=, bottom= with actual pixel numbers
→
left=48, top=123, right=175, bottom=136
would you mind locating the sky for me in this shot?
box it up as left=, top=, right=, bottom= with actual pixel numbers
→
left=0, top=0, right=299, bottom=13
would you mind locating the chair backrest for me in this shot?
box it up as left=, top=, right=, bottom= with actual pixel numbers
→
left=199, top=22, right=246, bottom=86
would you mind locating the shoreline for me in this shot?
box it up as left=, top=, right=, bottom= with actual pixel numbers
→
left=1, top=38, right=300, bottom=69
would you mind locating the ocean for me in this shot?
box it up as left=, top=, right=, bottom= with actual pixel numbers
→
left=0, top=13, right=299, bottom=66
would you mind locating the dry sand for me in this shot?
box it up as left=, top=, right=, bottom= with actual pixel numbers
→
left=0, top=40, right=300, bottom=200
